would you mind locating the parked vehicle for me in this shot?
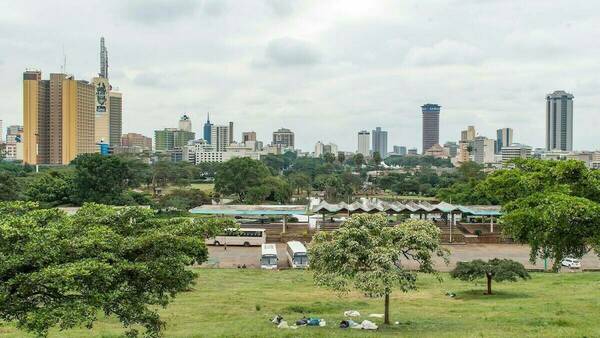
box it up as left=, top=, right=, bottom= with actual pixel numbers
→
left=561, top=257, right=581, bottom=269
left=206, top=228, right=266, bottom=247
left=286, top=241, right=309, bottom=268
left=260, top=244, right=278, bottom=269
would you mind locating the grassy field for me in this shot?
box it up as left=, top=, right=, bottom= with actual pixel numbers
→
left=2, top=269, right=600, bottom=337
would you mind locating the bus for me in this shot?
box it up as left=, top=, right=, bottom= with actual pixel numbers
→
left=286, top=241, right=309, bottom=268
left=206, top=228, right=266, bottom=247
left=260, top=244, right=279, bottom=269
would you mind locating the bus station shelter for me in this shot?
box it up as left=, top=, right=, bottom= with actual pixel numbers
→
left=189, top=205, right=307, bottom=233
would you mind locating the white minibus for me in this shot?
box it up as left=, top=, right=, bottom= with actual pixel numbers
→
left=260, top=244, right=279, bottom=269
left=286, top=241, right=309, bottom=268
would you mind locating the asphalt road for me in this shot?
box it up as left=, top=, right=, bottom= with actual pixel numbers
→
left=203, top=243, right=600, bottom=271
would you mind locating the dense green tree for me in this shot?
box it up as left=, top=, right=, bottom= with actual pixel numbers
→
left=502, top=192, right=600, bottom=269
left=214, top=157, right=271, bottom=201
left=384, top=155, right=453, bottom=168
left=476, top=159, right=600, bottom=268
left=353, top=153, right=365, bottom=168
left=310, top=215, right=446, bottom=325
left=0, top=201, right=234, bottom=337
left=287, top=172, right=312, bottom=195
left=261, top=176, right=293, bottom=204
left=450, top=259, right=530, bottom=295
left=25, top=170, right=74, bottom=207
left=159, top=188, right=210, bottom=211
left=372, top=151, right=382, bottom=166
left=70, top=154, right=138, bottom=205
left=261, top=154, right=286, bottom=173
left=323, top=152, right=336, bottom=164
left=337, top=152, right=346, bottom=164
left=0, top=171, right=22, bottom=201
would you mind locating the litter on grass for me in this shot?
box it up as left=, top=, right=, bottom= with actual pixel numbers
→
left=369, top=314, right=384, bottom=318
left=344, top=310, right=361, bottom=317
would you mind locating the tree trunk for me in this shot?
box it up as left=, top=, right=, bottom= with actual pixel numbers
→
left=384, top=293, right=390, bottom=325
left=486, top=273, right=493, bottom=295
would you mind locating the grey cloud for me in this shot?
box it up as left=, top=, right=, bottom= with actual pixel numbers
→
left=265, top=0, right=295, bottom=17
left=263, top=37, right=320, bottom=67
left=124, top=0, right=199, bottom=24
left=404, top=40, right=484, bottom=66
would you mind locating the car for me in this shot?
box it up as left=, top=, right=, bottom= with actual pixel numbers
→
left=561, top=257, right=581, bottom=269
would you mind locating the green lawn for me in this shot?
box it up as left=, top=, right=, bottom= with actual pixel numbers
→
left=2, top=270, right=599, bottom=337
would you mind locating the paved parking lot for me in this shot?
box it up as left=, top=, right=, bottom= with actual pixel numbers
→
left=203, top=243, right=600, bottom=271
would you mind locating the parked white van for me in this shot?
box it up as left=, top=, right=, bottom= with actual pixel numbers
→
left=260, top=244, right=278, bottom=269
left=286, top=241, right=309, bottom=268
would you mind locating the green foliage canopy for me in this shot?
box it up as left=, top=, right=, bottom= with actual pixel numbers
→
left=310, top=214, right=447, bottom=324
left=0, top=201, right=233, bottom=337
left=450, top=259, right=530, bottom=294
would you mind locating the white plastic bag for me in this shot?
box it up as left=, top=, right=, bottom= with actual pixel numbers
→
left=369, top=314, right=384, bottom=318
left=344, top=310, right=361, bottom=317
left=361, top=320, right=378, bottom=330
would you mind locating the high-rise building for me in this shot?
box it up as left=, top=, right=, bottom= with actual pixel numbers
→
left=502, top=143, right=532, bottom=163
left=109, top=92, right=122, bottom=146
left=392, top=145, right=407, bottom=156
left=121, top=133, right=152, bottom=151
left=228, top=121, right=234, bottom=144
left=179, top=114, right=192, bottom=132
left=93, top=76, right=110, bottom=144
left=3, top=125, right=24, bottom=161
left=92, top=38, right=122, bottom=147
left=314, top=141, right=324, bottom=158
left=154, top=128, right=195, bottom=152
left=100, top=37, right=108, bottom=79
left=357, top=130, right=370, bottom=157
left=211, top=124, right=232, bottom=152
left=371, top=127, right=388, bottom=158
left=242, top=131, right=256, bottom=143
left=496, top=127, right=513, bottom=154
left=443, top=141, right=458, bottom=158
left=472, top=136, right=496, bottom=164
left=272, top=128, right=295, bottom=149
left=461, top=126, right=476, bottom=142
left=203, top=113, right=213, bottom=143
left=23, top=70, right=96, bottom=165
left=546, top=90, right=573, bottom=151
left=422, top=104, right=440, bottom=154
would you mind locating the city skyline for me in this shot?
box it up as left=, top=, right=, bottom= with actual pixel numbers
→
left=1, top=1, right=600, bottom=152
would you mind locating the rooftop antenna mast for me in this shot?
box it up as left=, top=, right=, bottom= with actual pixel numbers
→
left=60, top=44, right=67, bottom=74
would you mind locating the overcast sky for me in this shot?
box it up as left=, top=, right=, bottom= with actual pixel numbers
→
left=1, top=0, right=599, bottom=152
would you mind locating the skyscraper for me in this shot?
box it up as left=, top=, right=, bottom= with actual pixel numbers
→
left=357, top=130, right=370, bottom=156
left=546, top=90, right=573, bottom=151
left=179, top=114, right=192, bottom=132
left=242, top=131, right=256, bottom=142
left=461, top=126, right=476, bottom=142
left=211, top=124, right=232, bottom=152
left=100, top=37, right=108, bottom=79
left=422, top=104, right=440, bottom=154
left=154, top=128, right=195, bottom=152
left=109, top=92, right=122, bottom=146
left=203, top=113, right=213, bottom=143
left=272, top=128, right=295, bottom=149
left=496, top=128, right=513, bottom=154
left=23, top=70, right=95, bottom=165
left=371, top=127, right=388, bottom=158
